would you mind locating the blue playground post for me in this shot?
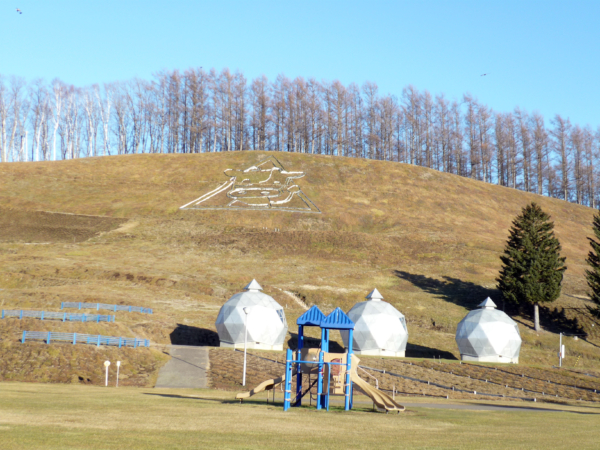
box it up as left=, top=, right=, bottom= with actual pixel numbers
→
left=316, top=351, right=324, bottom=410
left=295, top=325, right=304, bottom=406
left=326, top=362, right=331, bottom=411
left=119, top=337, right=122, bottom=348
left=73, top=333, right=77, bottom=344
left=1, top=310, right=4, bottom=319
left=20, top=310, right=23, bottom=319
left=345, top=329, right=353, bottom=411
left=63, top=313, right=66, bottom=322
left=61, top=302, right=64, bottom=310
left=22, top=331, right=26, bottom=343
left=321, top=328, right=329, bottom=352
left=79, top=302, right=82, bottom=310
left=283, top=349, right=293, bottom=411
left=47, top=332, right=51, bottom=344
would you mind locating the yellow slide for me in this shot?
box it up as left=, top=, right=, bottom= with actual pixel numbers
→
left=350, top=355, right=405, bottom=412
left=236, top=375, right=285, bottom=400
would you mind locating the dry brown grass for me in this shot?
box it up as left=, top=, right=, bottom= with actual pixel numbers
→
left=1, top=381, right=599, bottom=450
left=1, top=152, right=600, bottom=388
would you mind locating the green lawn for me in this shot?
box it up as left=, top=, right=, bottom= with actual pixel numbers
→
left=0, top=382, right=599, bottom=449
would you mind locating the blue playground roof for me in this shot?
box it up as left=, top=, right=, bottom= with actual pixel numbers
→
left=321, top=307, right=354, bottom=330
left=296, top=305, right=326, bottom=327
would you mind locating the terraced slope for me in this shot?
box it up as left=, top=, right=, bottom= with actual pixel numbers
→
left=0, top=151, right=599, bottom=387
left=210, top=349, right=600, bottom=404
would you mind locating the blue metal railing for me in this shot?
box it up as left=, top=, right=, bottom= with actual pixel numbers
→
left=61, top=302, right=152, bottom=314
left=2, top=310, right=115, bottom=323
left=21, top=331, right=150, bottom=348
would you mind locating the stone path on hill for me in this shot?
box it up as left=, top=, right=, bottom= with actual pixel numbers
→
left=155, top=345, right=209, bottom=389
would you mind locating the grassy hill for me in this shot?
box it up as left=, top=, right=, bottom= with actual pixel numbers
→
left=1, top=151, right=600, bottom=386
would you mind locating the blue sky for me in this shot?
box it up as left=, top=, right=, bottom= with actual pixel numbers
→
left=1, top=0, right=599, bottom=127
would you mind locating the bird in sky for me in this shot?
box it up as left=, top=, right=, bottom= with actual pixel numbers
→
left=16, top=8, right=22, bottom=14
left=480, top=73, right=488, bottom=77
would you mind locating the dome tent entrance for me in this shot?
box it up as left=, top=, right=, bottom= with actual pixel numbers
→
left=455, top=297, right=521, bottom=364
left=215, top=280, right=288, bottom=351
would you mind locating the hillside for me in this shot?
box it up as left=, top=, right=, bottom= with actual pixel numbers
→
left=1, top=151, right=600, bottom=387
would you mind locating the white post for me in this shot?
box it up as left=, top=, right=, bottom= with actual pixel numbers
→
left=559, top=333, right=563, bottom=368
left=116, top=361, right=121, bottom=387
left=242, top=307, right=251, bottom=387
left=104, top=360, right=111, bottom=387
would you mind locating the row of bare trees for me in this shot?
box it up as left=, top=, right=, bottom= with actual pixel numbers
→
left=1, top=68, right=599, bottom=207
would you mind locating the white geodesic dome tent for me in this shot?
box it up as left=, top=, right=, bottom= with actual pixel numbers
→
left=455, top=297, right=522, bottom=364
left=340, top=289, right=408, bottom=357
left=215, top=280, right=288, bottom=350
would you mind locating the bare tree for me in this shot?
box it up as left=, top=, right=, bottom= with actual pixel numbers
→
left=82, top=85, right=100, bottom=157
left=463, top=93, right=479, bottom=179
left=50, top=79, right=65, bottom=161
left=476, top=102, right=493, bottom=183
left=550, top=115, right=572, bottom=201
left=250, top=75, right=270, bottom=150
left=360, top=82, right=383, bottom=160
left=514, top=108, right=532, bottom=191
left=6, top=76, right=28, bottom=162
left=232, top=71, right=247, bottom=151
left=0, top=75, right=9, bottom=162
left=29, top=79, right=49, bottom=161
left=531, top=112, right=549, bottom=195
left=184, top=68, right=209, bottom=153
left=96, top=83, right=113, bottom=156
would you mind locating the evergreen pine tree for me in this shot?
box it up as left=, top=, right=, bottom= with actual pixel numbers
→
left=585, top=212, right=600, bottom=317
left=496, top=202, right=566, bottom=331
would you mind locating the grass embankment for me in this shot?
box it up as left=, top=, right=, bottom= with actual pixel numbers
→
left=0, top=382, right=599, bottom=450
left=210, top=348, right=600, bottom=403
left=1, top=151, right=600, bottom=386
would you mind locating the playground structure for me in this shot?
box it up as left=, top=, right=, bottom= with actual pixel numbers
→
left=237, top=305, right=404, bottom=413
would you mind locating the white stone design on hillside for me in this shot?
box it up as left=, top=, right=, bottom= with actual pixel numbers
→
left=180, top=155, right=320, bottom=213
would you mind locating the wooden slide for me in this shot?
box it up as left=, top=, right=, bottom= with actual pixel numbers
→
left=350, top=355, right=405, bottom=412
left=236, top=374, right=285, bottom=400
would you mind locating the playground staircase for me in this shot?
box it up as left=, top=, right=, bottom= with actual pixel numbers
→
left=155, top=345, right=209, bottom=389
